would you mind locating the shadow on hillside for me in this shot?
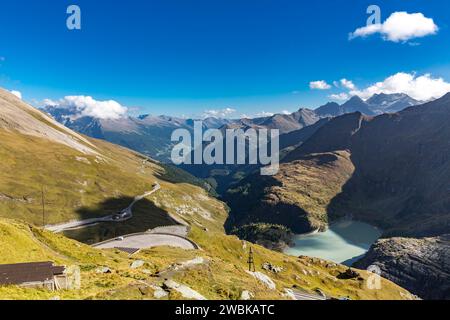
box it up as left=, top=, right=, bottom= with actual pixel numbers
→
left=63, top=196, right=178, bottom=245
left=325, top=153, right=392, bottom=242
left=223, top=173, right=315, bottom=234
left=324, top=158, right=380, bottom=244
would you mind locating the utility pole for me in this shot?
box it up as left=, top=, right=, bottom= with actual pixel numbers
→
left=248, top=247, right=256, bottom=272
left=41, top=185, right=46, bottom=227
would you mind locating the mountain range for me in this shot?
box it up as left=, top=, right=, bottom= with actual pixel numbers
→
left=43, top=93, right=421, bottom=163
left=0, top=87, right=416, bottom=300
left=224, top=92, right=450, bottom=299
left=315, top=93, right=420, bottom=117
left=40, top=90, right=450, bottom=299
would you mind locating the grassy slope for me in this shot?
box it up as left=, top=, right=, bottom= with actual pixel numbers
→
left=0, top=129, right=226, bottom=232
left=0, top=132, right=411, bottom=300
left=225, top=151, right=355, bottom=233
left=270, top=151, right=355, bottom=229
left=0, top=132, right=412, bottom=299
left=0, top=91, right=414, bottom=300
left=0, top=218, right=413, bottom=300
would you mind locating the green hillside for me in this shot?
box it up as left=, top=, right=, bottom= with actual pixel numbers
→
left=0, top=218, right=414, bottom=300
left=0, top=88, right=415, bottom=300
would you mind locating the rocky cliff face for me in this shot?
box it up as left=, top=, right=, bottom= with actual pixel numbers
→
left=354, top=235, right=450, bottom=300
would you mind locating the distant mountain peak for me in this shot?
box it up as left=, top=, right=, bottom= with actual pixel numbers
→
left=366, top=93, right=421, bottom=113
left=324, top=102, right=340, bottom=107
left=314, top=102, right=343, bottom=117
left=348, top=95, right=365, bottom=102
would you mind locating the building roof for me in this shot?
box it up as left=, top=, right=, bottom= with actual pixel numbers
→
left=0, top=262, right=65, bottom=286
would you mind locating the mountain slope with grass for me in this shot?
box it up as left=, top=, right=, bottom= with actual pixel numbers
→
left=0, top=88, right=415, bottom=300
left=229, top=93, right=450, bottom=237
left=225, top=93, right=450, bottom=299
left=0, top=88, right=223, bottom=231
left=224, top=151, right=355, bottom=234
left=0, top=218, right=415, bottom=300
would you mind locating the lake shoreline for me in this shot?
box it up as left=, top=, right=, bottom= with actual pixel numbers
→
left=283, top=219, right=382, bottom=265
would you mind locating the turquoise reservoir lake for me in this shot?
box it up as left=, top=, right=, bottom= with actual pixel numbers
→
left=284, top=220, right=382, bottom=266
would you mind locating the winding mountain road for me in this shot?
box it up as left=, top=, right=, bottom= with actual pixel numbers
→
left=45, top=183, right=161, bottom=233
left=46, top=183, right=199, bottom=251
left=92, top=229, right=198, bottom=251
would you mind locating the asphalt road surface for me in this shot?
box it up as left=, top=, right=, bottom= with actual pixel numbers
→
left=93, top=232, right=197, bottom=250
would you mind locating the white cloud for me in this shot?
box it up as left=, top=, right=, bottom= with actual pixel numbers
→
left=45, top=96, right=128, bottom=120
left=43, top=98, right=57, bottom=106
left=233, top=110, right=292, bottom=119
left=255, top=111, right=274, bottom=117
left=202, top=107, right=236, bottom=119
left=309, top=80, right=331, bottom=90
left=350, top=72, right=450, bottom=101
left=329, top=93, right=349, bottom=101
left=10, top=90, right=22, bottom=99
left=350, top=12, right=438, bottom=43
left=340, top=79, right=356, bottom=90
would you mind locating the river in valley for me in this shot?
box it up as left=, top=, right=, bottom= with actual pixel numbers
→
left=284, top=220, right=382, bottom=266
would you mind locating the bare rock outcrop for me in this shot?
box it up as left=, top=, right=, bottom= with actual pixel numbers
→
left=354, top=235, right=450, bottom=300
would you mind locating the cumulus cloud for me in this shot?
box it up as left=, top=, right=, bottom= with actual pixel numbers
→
left=310, top=80, right=331, bottom=90
left=255, top=111, right=275, bottom=117
left=350, top=72, right=450, bottom=101
left=10, top=90, right=22, bottom=99
left=43, top=98, right=57, bottom=106
left=247, top=110, right=293, bottom=118
left=329, top=93, right=349, bottom=101
left=202, top=107, right=236, bottom=119
left=340, top=79, right=356, bottom=90
left=350, top=12, right=438, bottom=43
left=45, top=96, right=128, bottom=119
left=237, top=110, right=292, bottom=119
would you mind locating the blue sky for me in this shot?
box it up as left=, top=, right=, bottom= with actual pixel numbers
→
left=0, top=0, right=449, bottom=118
